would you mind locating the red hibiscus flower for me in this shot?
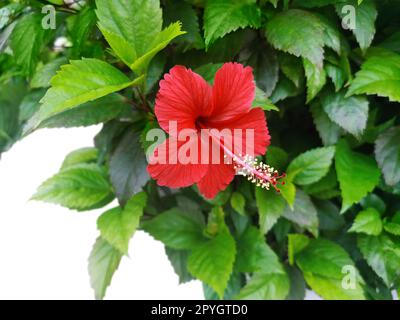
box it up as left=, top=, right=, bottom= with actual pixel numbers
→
left=147, top=62, right=283, bottom=199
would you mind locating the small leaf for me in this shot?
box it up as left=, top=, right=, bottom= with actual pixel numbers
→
left=303, top=58, right=326, bottom=103
left=335, top=139, right=380, bottom=212
left=61, top=147, right=98, bottom=170
left=236, top=272, right=289, bottom=300
left=283, top=189, right=319, bottom=237
left=142, top=208, right=206, bottom=250
left=204, top=0, right=261, bottom=48
left=165, top=248, right=194, bottom=284
left=336, top=0, right=377, bottom=51
left=311, top=101, right=342, bottom=146
left=288, top=234, right=310, bottom=265
left=347, top=49, right=400, bottom=102
left=321, top=90, right=369, bottom=138
left=266, top=9, right=325, bottom=68
left=97, top=192, right=147, bottom=254
left=109, top=130, right=150, bottom=205
left=358, top=233, right=400, bottom=287
left=188, top=208, right=236, bottom=299
left=287, top=146, right=335, bottom=185
left=88, top=237, right=122, bottom=300
left=230, top=192, right=245, bottom=215
left=24, top=58, right=143, bottom=133
left=32, top=163, right=114, bottom=211
left=255, top=188, right=286, bottom=234
left=349, top=208, right=382, bottom=236
left=375, top=126, right=400, bottom=186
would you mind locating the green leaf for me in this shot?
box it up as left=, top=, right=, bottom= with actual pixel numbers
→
left=358, top=233, right=400, bottom=287
left=321, top=90, right=369, bottom=138
left=266, top=9, right=325, bottom=68
left=288, top=234, right=310, bottom=265
left=279, top=178, right=296, bottom=208
left=88, top=237, right=122, bottom=300
left=335, top=139, right=380, bottom=212
left=31, top=57, right=68, bottom=88
left=349, top=208, right=382, bottom=236
left=32, top=163, right=114, bottom=211
left=164, top=0, right=204, bottom=51
left=97, top=192, right=147, bottom=254
left=109, top=130, right=150, bottom=205
left=303, top=58, right=326, bottom=103
left=347, top=49, right=400, bottom=102
left=311, top=101, right=342, bottom=146
left=236, top=272, right=289, bottom=300
left=165, top=248, right=194, bottom=284
left=61, top=147, right=98, bottom=170
left=236, top=226, right=284, bottom=273
left=296, top=238, right=366, bottom=299
left=203, top=273, right=242, bottom=300
left=325, top=62, right=346, bottom=92
left=188, top=208, right=236, bottom=299
left=278, top=53, right=304, bottom=88
left=247, top=46, right=279, bottom=96
left=336, top=0, right=377, bottom=51
left=40, top=94, right=129, bottom=129
left=375, top=127, right=400, bottom=186
left=230, top=192, right=245, bottom=215
left=204, top=0, right=261, bottom=48
left=287, top=146, right=335, bottom=185
left=69, top=6, right=97, bottom=58
left=255, top=188, right=286, bottom=234
left=96, top=0, right=184, bottom=73
left=10, top=13, right=52, bottom=76
left=142, top=208, right=206, bottom=250
left=315, top=199, right=345, bottom=231
left=253, top=87, right=279, bottom=111
left=24, top=59, right=143, bottom=134
left=283, top=189, right=319, bottom=237
left=360, top=193, right=386, bottom=214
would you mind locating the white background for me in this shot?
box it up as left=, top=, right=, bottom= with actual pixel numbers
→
left=0, top=126, right=203, bottom=300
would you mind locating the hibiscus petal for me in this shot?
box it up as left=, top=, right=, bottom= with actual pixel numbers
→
left=209, top=107, right=270, bottom=157
left=197, top=163, right=236, bottom=199
left=155, top=65, right=212, bottom=135
left=147, top=135, right=208, bottom=188
left=210, top=62, right=255, bottom=122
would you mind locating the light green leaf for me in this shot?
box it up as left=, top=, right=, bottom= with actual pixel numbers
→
left=349, top=208, right=382, bottom=235
left=325, top=62, right=346, bottom=92
left=321, top=90, right=369, bottom=138
left=255, top=188, right=286, bottom=234
left=296, top=238, right=366, bottom=299
left=288, top=234, right=310, bottom=266
left=236, top=272, right=289, bottom=300
left=31, top=57, right=68, bottom=88
left=335, top=139, right=380, bottom=212
left=188, top=208, right=236, bottom=299
left=97, top=192, right=147, bottom=254
left=230, top=192, right=245, bottom=215
left=10, top=13, right=52, bottom=76
left=279, top=178, right=296, bottom=208
left=88, top=237, right=122, bottom=300
left=266, top=9, right=325, bottom=68
left=375, top=126, right=400, bottom=186
left=24, top=58, right=142, bottom=134
left=303, top=58, right=326, bottom=103
left=236, top=226, right=284, bottom=273
left=39, top=94, right=129, bottom=129
left=96, top=0, right=184, bottom=73
left=358, top=233, right=400, bottom=287
left=204, top=0, right=261, bottom=48
left=32, top=163, right=114, bottom=211
left=61, top=147, right=98, bottom=170
left=142, top=208, right=206, bottom=250
left=287, top=146, right=335, bottom=185
left=253, top=87, right=279, bottom=111
left=347, top=49, right=400, bottom=102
